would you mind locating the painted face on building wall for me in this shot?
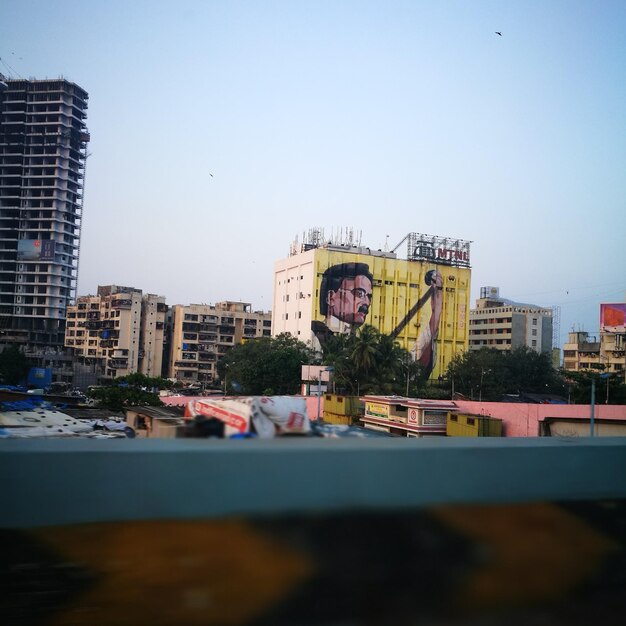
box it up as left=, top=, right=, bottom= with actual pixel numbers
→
left=327, top=274, right=373, bottom=326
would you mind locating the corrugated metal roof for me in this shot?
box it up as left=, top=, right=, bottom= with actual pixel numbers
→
left=125, top=406, right=185, bottom=419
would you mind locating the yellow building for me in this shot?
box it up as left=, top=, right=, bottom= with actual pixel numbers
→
left=273, top=230, right=471, bottom=381
left=447, top=412, right=503, bottom=437
left=322, top=394, right=362, bottom=425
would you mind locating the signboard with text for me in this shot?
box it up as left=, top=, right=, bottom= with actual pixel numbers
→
left=406, top=233, right=471, bottom=268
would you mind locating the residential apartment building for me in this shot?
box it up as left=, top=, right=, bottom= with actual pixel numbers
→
left=168, top=301, right=272, bottom=384
left=468, top=287, right=553, bottom=353
left=65, top=285, right=167, bottom=379
left=0, top=75, right=89, bottom=353
left=273, top=230, right=472, bottom=382
left=563, top=301, right=626, bottom=380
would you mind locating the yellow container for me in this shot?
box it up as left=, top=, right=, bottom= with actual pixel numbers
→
left=447, top=412, right=502, bottom=437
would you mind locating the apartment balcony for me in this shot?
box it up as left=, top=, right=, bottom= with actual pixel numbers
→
left=174, top=360, right=198, bottom=369
left=108, top=358, right=128, bottom=369
left=111, top=299, right=132, bottom=309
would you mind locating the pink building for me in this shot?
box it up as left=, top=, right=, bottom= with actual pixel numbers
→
left=454, top=401, right=626, bottom=437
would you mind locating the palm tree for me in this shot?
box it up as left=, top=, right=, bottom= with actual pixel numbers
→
left=351, top=325, right=380, bottom=390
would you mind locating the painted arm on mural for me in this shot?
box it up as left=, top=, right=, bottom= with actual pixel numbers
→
left=414, top=270, right=443, bottom=379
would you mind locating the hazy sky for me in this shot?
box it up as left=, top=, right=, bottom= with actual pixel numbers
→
left=1, top=0, right=625, bottom=347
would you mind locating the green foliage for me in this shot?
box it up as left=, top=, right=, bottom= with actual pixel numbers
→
left=218, top=333, right=315, bottom=395
left=445, top=347, right=566, bottom=401
left=115, top=373, right=173, bottom=390
left=87, top=373, right=167, bottom=411
left=321, top=325, right=416, bottom=396
left=561, top=368, right=626, bottom=405
left=0, top=345, right=30, bottom=385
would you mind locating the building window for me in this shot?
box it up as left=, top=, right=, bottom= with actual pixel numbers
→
left=532, top=340, right=537, bottom=347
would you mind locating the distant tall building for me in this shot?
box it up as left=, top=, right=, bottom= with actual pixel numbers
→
left=0, top=75, right=89, bottom=351
left=65, top=286, right=167, bottom=380
left=468, top=287, right=553, bottom=353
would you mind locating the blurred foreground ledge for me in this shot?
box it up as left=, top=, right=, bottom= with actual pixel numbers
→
left=3, top=438, right=626, bottom=625
left=3, top=436, right=626, bottom=528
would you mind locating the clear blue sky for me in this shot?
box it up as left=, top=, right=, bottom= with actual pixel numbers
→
left=2, top=0, right=625, bottom=348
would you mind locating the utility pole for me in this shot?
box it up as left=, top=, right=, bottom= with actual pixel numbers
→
left=590, top=377, right=596, bottom=437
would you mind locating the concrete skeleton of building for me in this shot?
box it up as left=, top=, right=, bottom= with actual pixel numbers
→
left=468, top=286, right=553, bottom=353
left=562, top=299, right=626, bottom=381
left=0, top=75, right=89, bottom=360
left=168, top=301, right=272, bottom=384
left=65, top=285, right=166, bottom=379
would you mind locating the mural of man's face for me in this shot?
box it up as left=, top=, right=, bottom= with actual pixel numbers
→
left=327, top=274, right=373, bottom=325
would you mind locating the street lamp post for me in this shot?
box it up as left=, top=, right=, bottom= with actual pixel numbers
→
left=224, top=362, right=235, bottom=394
left=600, top=372, right=612, bottom=404
left=590, top=377, right=596, bottom=436
left=479, top=368, right=491, bottom=402
left=596, top=353, right=612, bottom=404
left=316, top=377, right=322, bottom=420
left=316, top=367, right=333, bottom=420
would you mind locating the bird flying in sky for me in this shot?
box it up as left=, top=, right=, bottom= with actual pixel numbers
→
left=495, top=31, right=502, bottom=36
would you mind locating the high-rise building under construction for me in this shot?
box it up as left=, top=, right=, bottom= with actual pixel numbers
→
left=0, top=75, right=89, bottom=351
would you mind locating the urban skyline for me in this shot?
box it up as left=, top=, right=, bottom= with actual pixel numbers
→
left=1, top=1, right=624, bottom=349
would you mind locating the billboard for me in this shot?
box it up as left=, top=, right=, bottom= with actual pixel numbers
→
left=310, top=249, right=471, bottom=381
left=600, top=303, right=626, bottom=332
left=17, top=239, right=56, bottom=261
left=406, top=233, right=471, bottom=268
